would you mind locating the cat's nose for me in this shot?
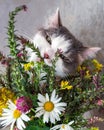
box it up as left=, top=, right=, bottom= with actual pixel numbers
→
left=44, top=53, right=50, bottom=59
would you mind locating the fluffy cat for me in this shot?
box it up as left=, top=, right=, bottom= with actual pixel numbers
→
left=28, top=9, right=101, bottom=78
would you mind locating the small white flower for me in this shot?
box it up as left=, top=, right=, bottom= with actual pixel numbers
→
left=0, top=100, right=30, bottom=130
left=35, top=89, right=67, bottom=124
left=50, top=121, right=74, bottom=130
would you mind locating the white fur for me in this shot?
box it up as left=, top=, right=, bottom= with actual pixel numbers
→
left=51, top=36, right=72, bottom=53
left=33, top=33, right=51, bottom=53
left=55, top=58, right=65, bottom=77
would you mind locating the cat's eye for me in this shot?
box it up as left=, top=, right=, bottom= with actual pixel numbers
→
left=46, top=35, right=51, bottom=44
left=60, top=54, right=70, bottom=62
left=60, top=54, right=65, bottom=59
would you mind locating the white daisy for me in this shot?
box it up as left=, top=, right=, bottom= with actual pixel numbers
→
left=50, top=121, right=74, bottom=130
left=35, top=89, right=67, bottom=124
left=0, top=100, right=30, bottom=130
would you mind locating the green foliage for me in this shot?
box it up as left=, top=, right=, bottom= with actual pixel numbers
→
left=25, top=120, right=50, bottom=130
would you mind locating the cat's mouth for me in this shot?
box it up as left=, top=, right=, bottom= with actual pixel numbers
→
left=43, top=51, right=55, bottom=66
left=44, top=53, right=50, bottom=59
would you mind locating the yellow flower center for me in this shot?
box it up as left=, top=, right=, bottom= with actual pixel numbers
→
left=44, top=101, right=54, bottom=112
left=61, top=124, right=65, bottom=129
left=13, top=109, right=22, bottom=119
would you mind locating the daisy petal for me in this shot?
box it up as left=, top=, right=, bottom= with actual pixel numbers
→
left=21, top=113, right=30, bottom=122
left=10, top=120, right=15, bottom=130
left=35, top=106, right=43, bottom=112
left=35, top=110, right=45, bottom=117
left=51, top=90, right=56, bottom=101
left=50, top=124, right=61, bottom=130
left=45, top=93, right=49, bottom=101
left=38, top=93, right=46, bottom=103
left=43, top=112, right=49, bottom=123
left=17, top=118, right=26, bottom=130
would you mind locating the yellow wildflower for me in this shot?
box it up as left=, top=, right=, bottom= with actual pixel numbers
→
left=92, top=59, right=103, bottom=71
left=0, top=87, right=16, bottom=116
left=60, top=81, right=73, bottom=90
left=90, top=127, right=99, bottom=130
left=77, top=65, right=86, bottom=72
left=24, top=62, right=34, bottom=71
left=84, top=70, right=91, bottom=79
left=77, top=66, right=81, bottom=72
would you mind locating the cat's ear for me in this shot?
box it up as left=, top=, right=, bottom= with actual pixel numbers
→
left=78, top=47, right=101, bottom=64
left=48, top=8, right=62, bottom=28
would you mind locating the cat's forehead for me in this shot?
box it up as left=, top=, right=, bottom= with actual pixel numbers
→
left=38, top=27, right=57, bottom=37
left=46, top=26, right=71, bottom=37
left=38, top=26, right=71, bottom=38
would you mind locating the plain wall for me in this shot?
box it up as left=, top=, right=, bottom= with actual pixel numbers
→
left=0, top=0, right=104, bottom=54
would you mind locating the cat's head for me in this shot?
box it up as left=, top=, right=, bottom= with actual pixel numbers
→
left=32, top=9, right=101, bottom=77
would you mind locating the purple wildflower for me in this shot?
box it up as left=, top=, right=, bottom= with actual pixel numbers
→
left=16, top=96, right=33, bottom=113
left=17, top=52, right=23, bottom=58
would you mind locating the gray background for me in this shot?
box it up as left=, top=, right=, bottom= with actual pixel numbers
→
left=0, top=0, right=104, bottom=129
left=0, top=0, right=104, bottom=54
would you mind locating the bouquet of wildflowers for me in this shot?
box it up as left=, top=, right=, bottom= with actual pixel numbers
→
left=0, top=5, right=104, bottom=130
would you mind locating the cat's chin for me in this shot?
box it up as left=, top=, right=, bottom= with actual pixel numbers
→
left=55, top=59, right=66, bottom=77
left=55, top=71, right=67, bottom=78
